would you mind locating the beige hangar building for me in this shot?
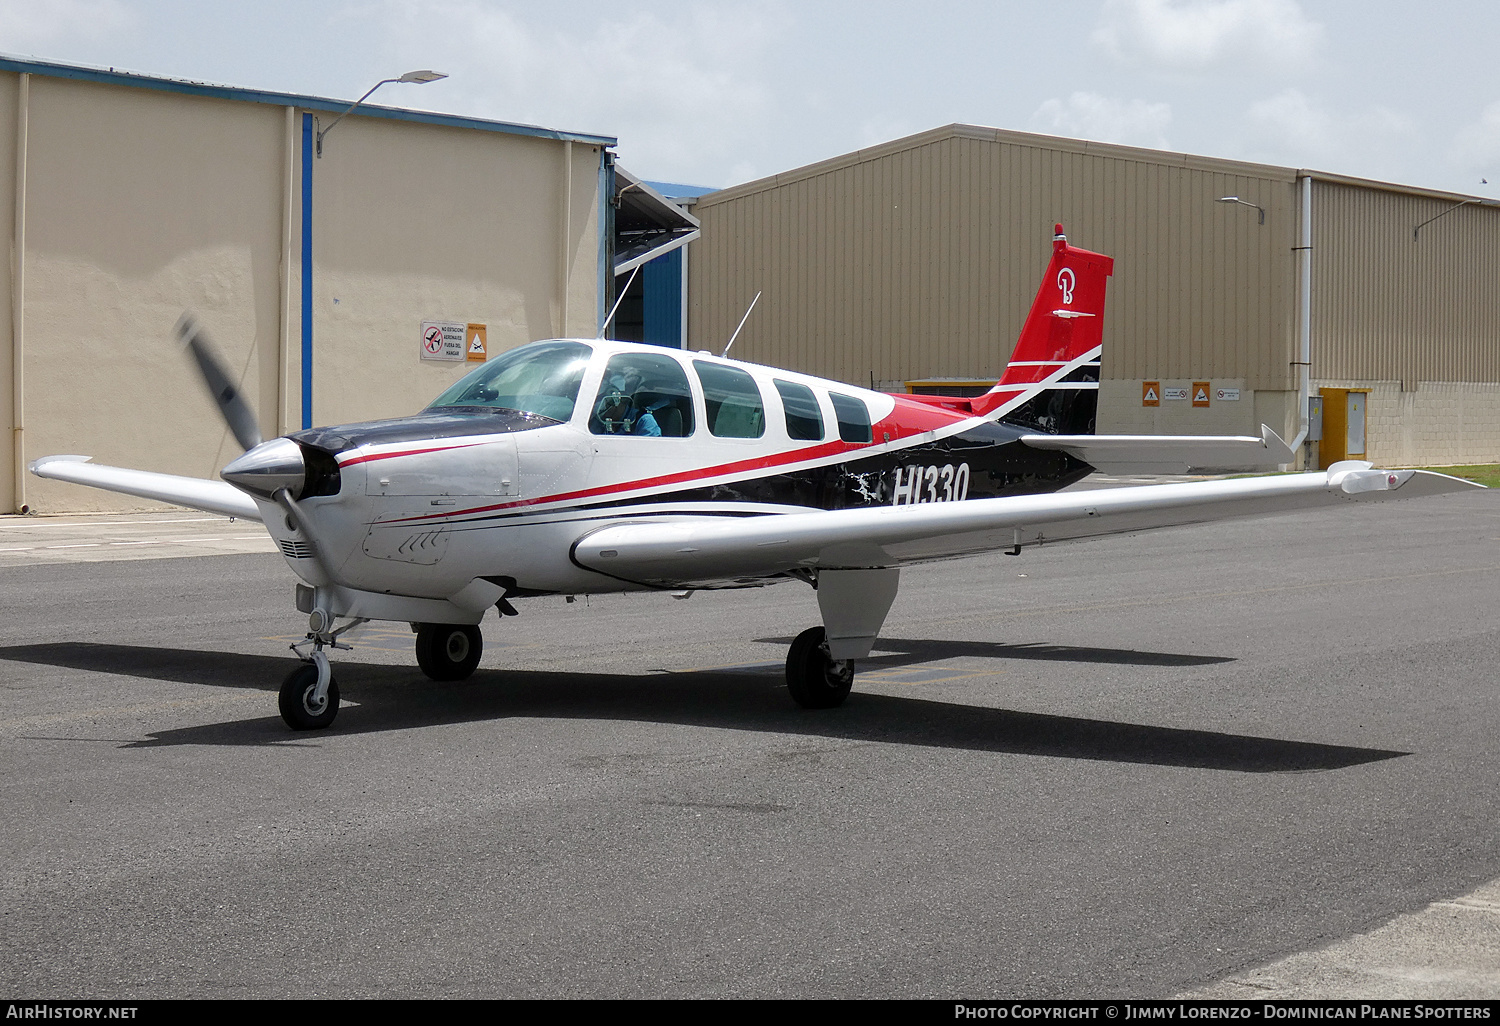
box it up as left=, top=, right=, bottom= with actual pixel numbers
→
left=8, top=64, right=1498, bottom=515
left=0, top=56, right=692, bottom=514
left=687, top=124, right=1500, bottom=470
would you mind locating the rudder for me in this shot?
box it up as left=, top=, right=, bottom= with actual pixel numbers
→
left=974, top=225, right=1114, bottom=419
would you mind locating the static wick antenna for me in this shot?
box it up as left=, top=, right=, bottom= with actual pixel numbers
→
left=598, top=265, right=642, bottom=340
left=721, top=291, right=761, bottom=358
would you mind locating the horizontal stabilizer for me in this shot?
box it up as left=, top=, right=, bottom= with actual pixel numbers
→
left=29, top=455, right=262, bottom=521
left=1020, top=424, right=1296, bottom=474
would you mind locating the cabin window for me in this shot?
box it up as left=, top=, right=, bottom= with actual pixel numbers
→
left=830, top=392, right=872, bottom=443
left=588, top=353, right=695, bottom=437
left=427, top=339, right=592, bottom=423
left=693, top=361, right=766, bottom=438
left=774, top=379, right=823, bottom=441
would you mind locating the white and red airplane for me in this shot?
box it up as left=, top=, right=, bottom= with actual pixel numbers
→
left=31, top=226, right=1478, bottom=729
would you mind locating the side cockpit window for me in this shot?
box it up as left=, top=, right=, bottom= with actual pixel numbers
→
left=427, top=340, right=591, bottom=423
left=830, top=392, right=872, bottom=443
left=774, top=379, right=823, bottom=441
left=589, top=353, right=695, bottom=437
left=694, top=361, right=766, bottom=438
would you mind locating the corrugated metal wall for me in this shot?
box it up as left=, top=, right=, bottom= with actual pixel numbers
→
left=689, top=126, right=1299, bottom=392
left=1313, top=179, right=1500, bottom=387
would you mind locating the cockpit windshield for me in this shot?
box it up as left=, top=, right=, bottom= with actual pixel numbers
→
left=426, top=340, right=593, bottom=422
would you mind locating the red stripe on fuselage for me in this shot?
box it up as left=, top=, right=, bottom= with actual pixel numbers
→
left=376, top=398, right=978, bottom=526
left=339, top=441, right=486, bottom=467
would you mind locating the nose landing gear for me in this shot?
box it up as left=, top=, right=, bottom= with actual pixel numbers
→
left=279, top=612, right=367, bottom=730
left=279, top=658, right=340, bottom=730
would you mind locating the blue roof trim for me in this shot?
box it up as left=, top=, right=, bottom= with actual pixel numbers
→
left=644, top=180, right=718, bottom=199
left=0, top=54, right=617, bottom=147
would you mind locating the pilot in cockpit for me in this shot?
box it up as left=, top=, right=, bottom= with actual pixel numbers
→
left=593, top=366, right=663, bottom=436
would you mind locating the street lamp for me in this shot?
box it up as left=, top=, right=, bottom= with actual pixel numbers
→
left=1217, top=195, right=1265, bottom=225
left=315, top=69, right=448, bottom=156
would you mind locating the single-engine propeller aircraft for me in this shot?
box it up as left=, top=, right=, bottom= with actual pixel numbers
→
left=32, top=226, right=1479, bottom=729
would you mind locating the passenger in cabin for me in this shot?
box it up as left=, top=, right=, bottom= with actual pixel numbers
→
left=590, top=355, right=694, bottom=437
left=593, top=367, right=663, bottom=436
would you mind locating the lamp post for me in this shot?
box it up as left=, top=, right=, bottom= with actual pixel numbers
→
left=301, top=69, right=447, bottom=430
left=316, top=70, right=447, bottom=156
left=1217, top=195, right=1265, bottom=225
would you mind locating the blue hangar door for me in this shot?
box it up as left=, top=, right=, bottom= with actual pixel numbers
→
left=610, top=168, right=701, bottom=348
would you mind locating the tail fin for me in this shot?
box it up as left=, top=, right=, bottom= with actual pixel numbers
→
left=973, top=224, right=1114, bottom=419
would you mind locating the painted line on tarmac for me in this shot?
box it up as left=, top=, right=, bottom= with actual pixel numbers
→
left=0, top=692, right=267, bottom=732
left=0, top=692, right=364, bottom=733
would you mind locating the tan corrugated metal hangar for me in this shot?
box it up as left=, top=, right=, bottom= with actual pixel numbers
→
left=2, top=57, right=617, bottom=513
left=687, top=125, right=1500, bottom=469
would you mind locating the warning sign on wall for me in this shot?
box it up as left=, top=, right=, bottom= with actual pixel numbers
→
left=466, top=323, right=488, bottom=361
left=1192, top=381, right=1211, bottom=407
left=420, top=320, right=466, bottom=362
left=1142, top=381, right=1160, bottom=407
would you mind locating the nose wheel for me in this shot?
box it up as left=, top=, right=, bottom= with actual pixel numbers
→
left=415, top=623, right=484, bottom=681
left=786, top=626, right=855, bottom=708
left=279, top=661, right=340, bottom=730
left=279, top=612, right=364, bottom=731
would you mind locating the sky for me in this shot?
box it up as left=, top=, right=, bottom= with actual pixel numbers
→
left=2, top=0, right=1497, bottom=197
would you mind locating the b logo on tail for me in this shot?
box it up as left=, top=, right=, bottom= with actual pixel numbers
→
left=1057, top=267, right=1076, bottom=305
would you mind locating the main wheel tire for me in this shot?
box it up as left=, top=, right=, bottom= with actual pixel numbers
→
left=278, top=663, right=340, bottom=730
left=415, top=623, right=483, bottom=681
left=786, top=625, right=855, bottom=708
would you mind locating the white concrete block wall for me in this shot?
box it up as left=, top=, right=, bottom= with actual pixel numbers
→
left=1316, top=380, right=1500, bottom=466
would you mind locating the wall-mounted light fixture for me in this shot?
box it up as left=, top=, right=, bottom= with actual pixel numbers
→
left=1217, top=195, right=1265, bottom=225
left=316, top=70, right=448, bottom=157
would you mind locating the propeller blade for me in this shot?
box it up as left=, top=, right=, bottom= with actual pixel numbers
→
left=177, top=314, right=263, bottom=453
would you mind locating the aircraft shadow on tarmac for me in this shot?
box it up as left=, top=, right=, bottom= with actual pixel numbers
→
left=0, top=641, right=1403, bottom=773
left=765, top=637, right=1237, bottom=669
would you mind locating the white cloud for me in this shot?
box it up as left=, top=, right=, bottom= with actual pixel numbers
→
left=1240, top=88, right=1416, bottom=178
left=1452, top=101, right=1500, bottom=178
left=1092, top=0, right=1321, bottom=72
left=1030, top=91, right=1172, bottom=149
left=355, top=1, right=777, bottom=187
left=0, top=0, right=131, bottom=50
left=856, top=114, right=918, bottom=151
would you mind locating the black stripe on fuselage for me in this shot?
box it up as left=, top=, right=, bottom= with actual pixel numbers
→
left=426, top=420, right=1091, bottom=530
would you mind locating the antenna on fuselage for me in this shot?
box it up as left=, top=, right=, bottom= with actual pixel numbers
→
left=720, top=290, right=761, bottom=358
left=598, top=264, right=642, bottom=340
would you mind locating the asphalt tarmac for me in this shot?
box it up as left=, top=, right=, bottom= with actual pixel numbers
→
left=2, top=485, right=1498, bottom=999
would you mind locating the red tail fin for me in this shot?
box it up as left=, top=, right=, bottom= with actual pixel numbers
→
left=973, top=225, right=1113, bottom=416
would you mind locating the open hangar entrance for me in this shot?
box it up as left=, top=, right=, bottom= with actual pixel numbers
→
left=686, top=125, right=1500, bottom=468
left=604, top=168, right=704, bottom=348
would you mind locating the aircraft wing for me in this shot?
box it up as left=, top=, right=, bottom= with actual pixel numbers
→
left=1020, top=424, right=1295, bottom=473
left=29, top=455, right=262, bottom=521
left=573, top=465, right=1480, bottom=588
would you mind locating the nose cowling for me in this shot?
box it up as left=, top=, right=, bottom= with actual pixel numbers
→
left=222, top=437, right=308, bottom=499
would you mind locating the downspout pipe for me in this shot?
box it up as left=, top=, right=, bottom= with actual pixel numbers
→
left=11, top=73, right=27, bottom=512
left=1290, top=172, right=1313, bottom=458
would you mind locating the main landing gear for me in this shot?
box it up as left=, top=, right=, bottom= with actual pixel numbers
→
left=414, top=623, right=484, bottom=681
left=785, top=626, right=855, bottom=708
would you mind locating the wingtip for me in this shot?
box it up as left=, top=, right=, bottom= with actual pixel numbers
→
left=28, top=454, right=93, bottom=474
